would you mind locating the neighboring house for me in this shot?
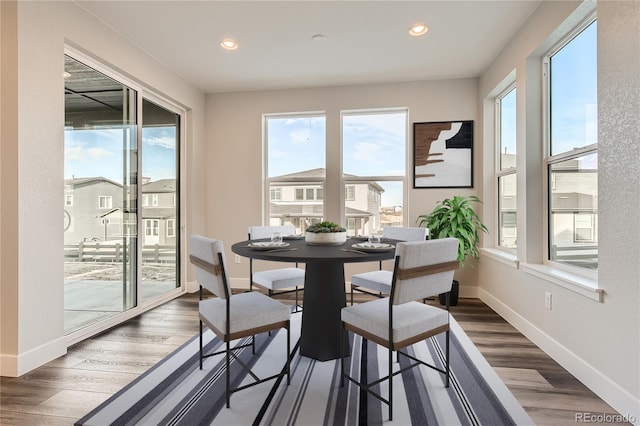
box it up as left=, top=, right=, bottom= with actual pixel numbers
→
left=498, top=155, right=597, bottom=266
left=64, top=177, right=177, bottom=247
left=64, top=177, right=124, bottom=244
left=268, top=168, right=384, bottom=236
left=142, top=178, right=177, bottom=246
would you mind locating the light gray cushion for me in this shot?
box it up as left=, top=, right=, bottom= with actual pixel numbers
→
left=200, top=291, right=291, bottom=337
left=189, top=235, right=228, bottom=299
left=253, top=267, right=305, bottom=290
left=393, top=238, right=458, bottom=304
left=248, top=225, right=296, bottom=240
left=342, top=298, right=448, bottom=345
left=351, top=270, right=392, bottom=294
left=382, top=226, right=428, bottom=241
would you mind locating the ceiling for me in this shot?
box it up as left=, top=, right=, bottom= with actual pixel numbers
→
left=75, top=1, right=541, bottom=94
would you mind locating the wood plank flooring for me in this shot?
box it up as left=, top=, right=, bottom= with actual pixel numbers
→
left=0, top=293, right=626, bottom=425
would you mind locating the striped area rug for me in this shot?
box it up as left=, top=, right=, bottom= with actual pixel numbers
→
left=77, top=314, right=532, bottom=425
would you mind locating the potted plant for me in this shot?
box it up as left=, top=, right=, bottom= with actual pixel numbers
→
left=305, top=221, right=347, bottom=245
left=417, top=195, right=488, bottom=306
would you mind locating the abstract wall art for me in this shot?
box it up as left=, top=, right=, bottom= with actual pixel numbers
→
left=413, top=120, right=473, bottom=188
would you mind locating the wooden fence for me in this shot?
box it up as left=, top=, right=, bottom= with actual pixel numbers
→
left=64, top=242, right=176, bottom=263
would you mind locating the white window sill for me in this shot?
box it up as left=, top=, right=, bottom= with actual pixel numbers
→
left=480, top=248, right=519, bottom=269
left=522, top=263, right=603, bottom=302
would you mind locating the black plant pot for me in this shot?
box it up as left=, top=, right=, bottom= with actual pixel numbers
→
left=439, top=280, right=459, bottom=306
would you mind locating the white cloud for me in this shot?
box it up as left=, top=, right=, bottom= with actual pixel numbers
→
left=65, top=145, right=113, bottom=161
left=144, top=135, right=176, bottom=149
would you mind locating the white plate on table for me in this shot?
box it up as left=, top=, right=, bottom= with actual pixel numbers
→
left=351, top=242, right=395, bottom=252
left=247, top=242, right=290, bottom=250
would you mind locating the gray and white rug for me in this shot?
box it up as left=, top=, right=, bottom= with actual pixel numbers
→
left=77, top=314, right=533, bottom=425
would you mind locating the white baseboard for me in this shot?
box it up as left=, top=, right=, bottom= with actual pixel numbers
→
left=479, top=288, right=640, bottom=425
left=0, top=336, right=67, bottom=377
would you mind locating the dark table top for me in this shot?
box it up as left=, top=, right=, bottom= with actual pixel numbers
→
left=231, top=237, right=399, bottom=263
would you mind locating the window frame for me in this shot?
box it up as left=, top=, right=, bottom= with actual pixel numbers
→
left=166, top=218, right=176, bottom=238
left=542, top=15, right=598, bottom=277
left=340, top=108, right=409, bottom=233
left=98, top=195, right=113, bottom=209
left=263, top=112, right=326, bottom=227
left=495, top=84, right=517, bottom=252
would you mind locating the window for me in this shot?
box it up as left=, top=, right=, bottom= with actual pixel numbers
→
left=98, top=196, right=112, bottom=209
left=270, top=187, right=282, bottom=201
left=152, top=194, right=159, bottom=206
left=545, top=18, right=597, bottom=270
left=265, top=113, right=326, bottom=233
left=167, top=219, right=176, bottom=238
left=342, top=110, right=407, bottom=236
left=142, top=194, right=149, bottom=207
left=65, top=195, right=73, bottom=207
left=497, top=87, right=517, bottom=249
left=345, top=185, right=355, bottom=201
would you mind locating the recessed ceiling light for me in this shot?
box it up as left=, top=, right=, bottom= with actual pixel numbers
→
left=408, top=23, right=428, bottom=37
left=220, top=38, right=238, bottom=50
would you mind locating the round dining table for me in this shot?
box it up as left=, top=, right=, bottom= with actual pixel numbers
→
left=231, top=237, right=398, bottom=361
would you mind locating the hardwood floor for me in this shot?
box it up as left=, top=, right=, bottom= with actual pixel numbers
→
left=0, top=292, right=626, bottom=425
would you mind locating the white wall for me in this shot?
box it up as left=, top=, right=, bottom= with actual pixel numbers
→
left=204, top=79, right=481, bottom=290
left=479, top=0, right=639, bottom=420
left=0, top=0, right=206, bottom=376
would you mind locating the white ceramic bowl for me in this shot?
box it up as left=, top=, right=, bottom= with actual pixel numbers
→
left=305, top=231, right=347, bottom=245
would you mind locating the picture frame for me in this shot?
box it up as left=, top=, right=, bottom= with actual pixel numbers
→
left=413, top=120, right=474, bottom=188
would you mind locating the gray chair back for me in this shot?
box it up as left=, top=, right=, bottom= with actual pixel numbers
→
left=189, top=235, right=229, bottom=299
left=249, top=224, right=296, bottom=240
left=383, top=226, right=428, bottom=241
left=391, top=238, right=459, bottom=305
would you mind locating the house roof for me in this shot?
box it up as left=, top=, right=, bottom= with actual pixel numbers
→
left=270, top=168, right=385, bottom=192
left=64, top=176, right=122, bottom=188
left=141, top=208, right=176, bottom=219
left=143, top=179, right=176, bottom=193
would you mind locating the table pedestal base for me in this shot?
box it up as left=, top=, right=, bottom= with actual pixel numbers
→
left=300, top=262, right=350, bottom=361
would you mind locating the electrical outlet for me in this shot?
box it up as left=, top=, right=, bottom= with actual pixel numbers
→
left=234, top=254, right=241, bottom=264
left=544, top=291, right=552, bottom=310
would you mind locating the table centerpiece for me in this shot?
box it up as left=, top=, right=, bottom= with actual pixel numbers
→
left=305, top=221, right=347, bottom=245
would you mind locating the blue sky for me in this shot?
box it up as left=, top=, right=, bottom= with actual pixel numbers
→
left=267, top=112, right=406, bottom=206
left=64, top=127, right=176, bottom=183
left=551, top=20, right=597, bottom=155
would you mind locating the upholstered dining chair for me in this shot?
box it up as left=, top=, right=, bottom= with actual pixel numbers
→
left=340, top=238, right=459, bottom=421
left=189, top=234, right=291, bottom=408
left=350, top=226, right=429, bottom=304
left=249, top=225, right=305, bottom=312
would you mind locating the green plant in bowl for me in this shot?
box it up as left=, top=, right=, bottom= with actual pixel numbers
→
left=306, top=221, right=346, bottom=233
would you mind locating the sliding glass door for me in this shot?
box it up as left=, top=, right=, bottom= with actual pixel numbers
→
left=140, top=99, right=180, bottom=302
left=64, top=55, right=181, bottom=335
left=64, top=56, right=138, bottom=334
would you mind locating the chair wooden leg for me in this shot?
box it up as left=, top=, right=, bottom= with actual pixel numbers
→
left=199, top=320, right=203, bottom=370
left=350, top=285, right=354, bottom=306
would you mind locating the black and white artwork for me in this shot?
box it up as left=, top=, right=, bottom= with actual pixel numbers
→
left=413, top=120, right=473, bottom=188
